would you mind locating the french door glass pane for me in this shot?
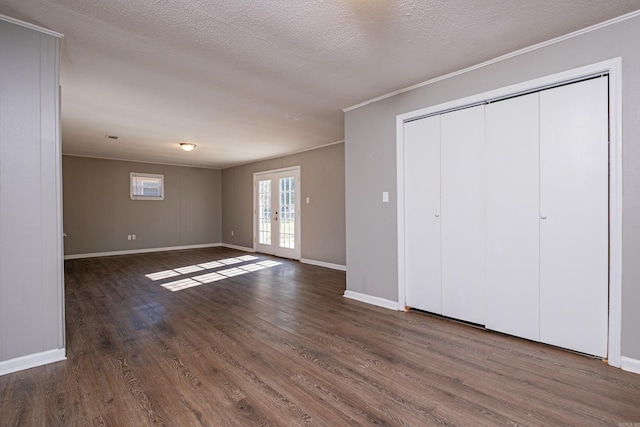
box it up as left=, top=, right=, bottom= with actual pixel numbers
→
left=258, top=180, right=271, bottom=244
left=279, top=177, right=295, bottom=249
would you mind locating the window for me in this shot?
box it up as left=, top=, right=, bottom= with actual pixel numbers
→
left=130, top=172, right=164, bottom=200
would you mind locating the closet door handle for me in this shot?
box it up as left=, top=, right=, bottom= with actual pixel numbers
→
left=435, top=213, right=440, bottom=218
left=540, top=214, right=547, bottom=220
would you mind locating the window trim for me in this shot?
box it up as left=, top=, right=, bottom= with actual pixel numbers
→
left=130, top=172, right=164, bottom=201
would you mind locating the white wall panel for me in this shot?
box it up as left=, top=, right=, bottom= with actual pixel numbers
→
left=440, top=106, right=485, bottom=325
left=404, top=116, right=442, bottom=313
left=0, top=18, right=65, bottom=372
left=539, top=77, right=609, bottom=357
left=485, top=93, right=540, bottom=341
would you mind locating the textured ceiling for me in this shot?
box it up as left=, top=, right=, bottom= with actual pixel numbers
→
left=1, top=1, right=639, bottom=169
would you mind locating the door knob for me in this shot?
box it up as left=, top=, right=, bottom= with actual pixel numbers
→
left=541, top=214, right=547, bottom=220
left=435, top=213, right=440, bottom=217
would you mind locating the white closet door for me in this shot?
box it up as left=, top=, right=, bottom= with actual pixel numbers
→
left=539, top=77, right=609, bottom=357
left=485, top=93, right=540, bottom=341
left=441, top=105, right=485, bottom=325
left=404, top=116, right=442, bottom=313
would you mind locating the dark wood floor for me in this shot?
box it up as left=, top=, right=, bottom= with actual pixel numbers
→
left=1, top=247, right=639, bottom=426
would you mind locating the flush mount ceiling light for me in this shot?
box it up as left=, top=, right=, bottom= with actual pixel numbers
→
left=180, top=142, right=196, bottom=152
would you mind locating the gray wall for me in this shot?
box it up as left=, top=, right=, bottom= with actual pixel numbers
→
left=222, top=143, right=345, bottom=266
left=63, top=156, right=221, bottom=255
left=0, top=20, right=64, bottom=364
left=345, top=15, right=640, bottom=359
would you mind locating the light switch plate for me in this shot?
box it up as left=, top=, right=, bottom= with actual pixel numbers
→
left=383, top=191, right=389, bottom=202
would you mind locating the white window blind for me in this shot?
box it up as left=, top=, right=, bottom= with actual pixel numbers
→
left=130, top=172, right=164, bottom=200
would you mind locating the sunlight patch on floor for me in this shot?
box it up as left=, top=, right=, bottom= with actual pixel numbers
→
left=161, top=278, right=202, bottom=292
left=239, top=263, right=265, bottom=272
left=192, top=272, right=225, bottom=284
left=257, top=260, right=280, bottom=267
left=197, top=261, right=224, bottom=269
left=217, top=267, right=246, bottom=277
left=145, top=270, right=180, bottom=281
left=145, top=255, right=261, bottom=281
left=174, top=265, right=204, bottom=274
left=147, top=255, right=280, bottom=292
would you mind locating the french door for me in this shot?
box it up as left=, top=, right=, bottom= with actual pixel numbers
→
left=254, top=167, right=301, bottom=259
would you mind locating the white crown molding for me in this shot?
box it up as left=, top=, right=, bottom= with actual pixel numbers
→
left=62, top=154, right=222, bottom=170
left=344, top=9, right=640, bottom=112
left=0, top=13, right=63, bottom=38
left=64, top=139, right=344, bottom=171
left=254, top=165, right=301, bottom=177
left=227, top=140, right=345, bottom=169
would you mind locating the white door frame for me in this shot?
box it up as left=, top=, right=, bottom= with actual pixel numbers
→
left=253, top=166, right=302, bottom=260
left=396, top=58, right=622, bottom=367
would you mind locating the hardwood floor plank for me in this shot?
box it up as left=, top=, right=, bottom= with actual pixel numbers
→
left=1, top=247, right=640, bottom=426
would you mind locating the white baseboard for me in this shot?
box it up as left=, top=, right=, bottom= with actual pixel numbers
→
left=301, top=258, right=346, bottom=271
left=343, top=290, right=398, bottom=310
left=221, top=243, right=255, bottom=253
left=0, top=348, right=66, bottom=376
left=64, top=243, right=222, bottom=260
left=621, top=356, right=640, bottom=375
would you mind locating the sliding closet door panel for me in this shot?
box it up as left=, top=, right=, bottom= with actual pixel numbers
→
left=441, top=105, right=485, bottom=325
left=485, top=93, right=540, bottom=341
left=539, top=77, right=608, bottom=357
left=404, top=117, right=442, bottom=313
